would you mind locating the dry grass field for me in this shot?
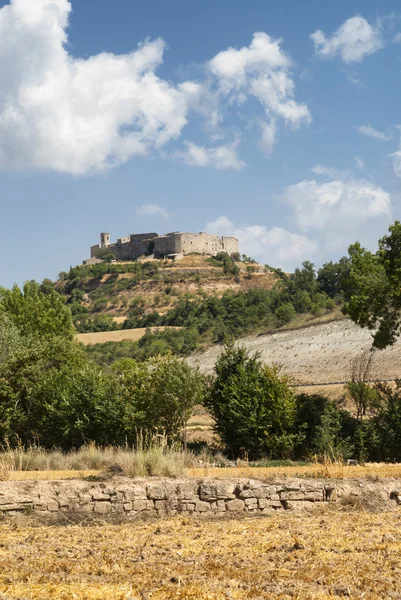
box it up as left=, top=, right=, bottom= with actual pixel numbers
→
left=187, top=462, right=401, bottom=480
left=4, top=462, right=401, bottom=481
left=77, top=326, right=180, bottom=346
left=1, top=511, right=401, bottom=599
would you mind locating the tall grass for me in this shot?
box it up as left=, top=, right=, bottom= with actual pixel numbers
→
left=0, top=436, right=192, bottom=480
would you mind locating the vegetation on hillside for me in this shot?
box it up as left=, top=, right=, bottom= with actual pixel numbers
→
left=2, top=223, right=401, bottom=461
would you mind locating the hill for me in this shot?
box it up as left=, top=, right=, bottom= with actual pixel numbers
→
left=58, top=254, right=278, bottom=333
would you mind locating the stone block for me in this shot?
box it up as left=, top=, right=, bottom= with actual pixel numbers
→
left=94, top=502, right=112, bottom=514
left=47, top=501, right=59, bottom=512
left=133, top=500, right=148, bottom=511
left=147, top=484, right=166, bottom=500
left=199, top=482, right=236, bottom=501
left=154, top=500, right=167, bottom=511
left=92, top=491, right=110, bottom=501
left=239, top=487, right=270, bottom=499
left=244, top=498, right=257, bottom=507
left=226, top=499, right=245, bottom=512
left=177, top=482, right=198, bottom=500
left=258, top=498, right=269, bottom=509
left=196, top=500, right=211, bottom=512
left=123, top=503, right=133, bottom=512
left=1, top=503, right=30, bottom=512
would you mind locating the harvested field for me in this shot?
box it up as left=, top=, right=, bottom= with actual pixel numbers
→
left=5, top=462, right=401, bottom=481
left=77, top=326, right=180, bottom=346
left=187, top=463, right=401, bottom=479
left=188, top=318, right=401, bottom=384
left=1, top=511, right=401, bottom=599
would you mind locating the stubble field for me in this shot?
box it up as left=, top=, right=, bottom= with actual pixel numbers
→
left=1, top=510, right=401, bottom=599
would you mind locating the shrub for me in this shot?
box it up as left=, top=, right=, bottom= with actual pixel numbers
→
left=206, top=345, right=297, bottom=459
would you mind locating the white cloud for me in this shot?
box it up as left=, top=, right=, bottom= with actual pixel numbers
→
left=0, top=4, right=311, bottom=175
left=311, top=164, right=345, bottom=178
left=206, top=216, right=318, bottom=270
left=389, top=131, right=401, bottom=179
left=136, top=204, right=170, bottom=219
left=357, top=125, right=391, bottom=141
left=354, top=156, right=365, bottom=171
left=176, top=141, right=246, bottom=170
left=208, top=32, right=311, bottom=129
left=393, top=32, right=401, bottom=44
left=283, top=178, right=391, bottom=252
left=259, top=121, right=276, bottom=154
left=390, top=150, right=401, bottom=178
left=0, top=0, right=206, bottom=175
left=311, top=16, right=383, bottom=63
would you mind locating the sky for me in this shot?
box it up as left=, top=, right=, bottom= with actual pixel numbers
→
left=1, top=0, right=401, bottom=287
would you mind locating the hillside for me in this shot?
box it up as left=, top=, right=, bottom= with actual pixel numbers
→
left=58, top=254, right=278, bottom=332
left=188, top=318, right=401, bottom=399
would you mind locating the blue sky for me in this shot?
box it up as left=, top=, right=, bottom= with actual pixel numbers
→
left=1, top=0, right=401, bottom=287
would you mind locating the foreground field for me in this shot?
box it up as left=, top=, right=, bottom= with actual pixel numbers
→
left=1, top=511, right=400, bottom=599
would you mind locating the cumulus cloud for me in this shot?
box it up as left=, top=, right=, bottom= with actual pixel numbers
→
left=136, top=204, right=170, bottom=219
left=206, top=216, right=318, bottom=271
left=176, top=141, right=246, bottom=170
left=283, top=177, right=391, bottom=252
left=311, top=16, right=383, bottom=63
left=0, top=0, right=205, bottom=175
left=208, top=32, right=311, bottom=130
left=0, top=2, right=311, bottom=175
left=357, top=125, right=391, bottom=141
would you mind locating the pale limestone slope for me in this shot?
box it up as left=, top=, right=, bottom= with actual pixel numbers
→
left=188, top=319, right=401, bottom=384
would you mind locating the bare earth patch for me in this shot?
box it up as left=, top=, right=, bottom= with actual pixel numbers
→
left=1, top=511, right=401, bottom=599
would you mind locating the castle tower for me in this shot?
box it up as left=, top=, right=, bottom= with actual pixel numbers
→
left=100, top=232, right=110, bottom=248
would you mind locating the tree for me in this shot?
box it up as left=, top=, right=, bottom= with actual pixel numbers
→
left=0, top=314, right=22, bottom=364
left=317, top=257, right=351, bottom=298
left=276, top=302, right=296, bottom=325
left=0, top=337, right=114, bottom=449
left=0, top=281, right=74, bottom=340
left=346, top=351, right=380, bottom=421
left=206, top=345, right=297, bottom=459
left=342, top=223, right=401, bottom=349
left=112, top=355, right=206, bottom=443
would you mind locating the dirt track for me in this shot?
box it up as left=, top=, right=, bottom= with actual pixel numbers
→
left=188, top=319, right=401, bottom=384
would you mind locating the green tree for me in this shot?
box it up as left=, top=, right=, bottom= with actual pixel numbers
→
left=0, top=281, right=74, bottom=340
left=0, top=314, right=22, bottom=364
left=276, top=302, right=296, bottom=325
left=112, top=355, right=206, bottom=443
left=206, top=345, right=297, bottom=459
left=342, top=223, right=401, bottom=348
left=317, top=257, right=351, bottom=298
left=0, top=337, right=113, bottom=449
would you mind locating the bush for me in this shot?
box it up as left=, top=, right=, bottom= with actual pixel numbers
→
left=206, top=345, right=297, bottom=459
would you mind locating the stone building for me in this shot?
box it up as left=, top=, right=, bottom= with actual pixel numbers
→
left=90, top=230, right=239, bottom=261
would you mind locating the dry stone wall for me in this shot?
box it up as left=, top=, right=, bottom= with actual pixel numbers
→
left=0, top=477, right=400, bottom=519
